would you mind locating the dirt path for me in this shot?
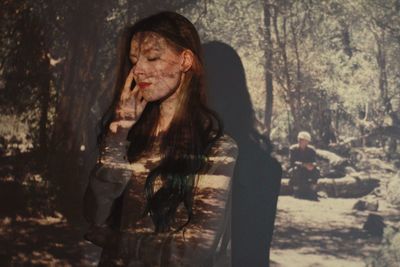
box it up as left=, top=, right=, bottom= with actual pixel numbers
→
left=270, top=195, right=399, bottom=267
left=0, top=214, right=103, bottom=267
left=1, top=147, right=399, bottom=266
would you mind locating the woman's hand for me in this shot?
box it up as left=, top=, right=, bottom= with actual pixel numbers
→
left=109, top=69, right=148, bottom=133
left=117, top=86, right=147, bottom=120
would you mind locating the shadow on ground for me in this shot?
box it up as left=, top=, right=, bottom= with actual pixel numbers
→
left=272, top=224, right=380, bottom=259
left=0, top=152, right=95, bottom=267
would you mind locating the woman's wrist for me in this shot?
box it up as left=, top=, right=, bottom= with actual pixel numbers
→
left=109, top=119, right=136, bottom=134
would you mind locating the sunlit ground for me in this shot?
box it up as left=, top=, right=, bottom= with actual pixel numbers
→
left=270, top=147, right=400, bottom=267
left=270, top=197, right=384, bottom=267
left=1, top=118, right=398, bottom=267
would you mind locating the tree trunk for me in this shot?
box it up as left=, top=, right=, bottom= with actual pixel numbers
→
left=49, top=0, right=111, bottom=224
left=38, top=67, right=51, bottom=157
left=272, top=9, right=300, bottom=139
left=49, top=0, right=196, bottom=224
left=264, top=0, right=274, bottom=134
left=375, top=29, right=392, bottom=115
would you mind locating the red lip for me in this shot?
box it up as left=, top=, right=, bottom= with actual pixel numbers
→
left=138, top=82, right=152, bottom=89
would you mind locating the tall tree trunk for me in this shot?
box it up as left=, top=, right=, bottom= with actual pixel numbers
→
left=375, top=29, right=392, bottom=114
left=38, top=65, right=51, bottom=157
left=50, top=0, right=110, bottom=224
left=272, top=9, right=300, bottom=140
left=49, top=0, right=195, bottom=224
left=264, top=0, right=274, bottom=135
left=289, top=7, right=302, bottom=117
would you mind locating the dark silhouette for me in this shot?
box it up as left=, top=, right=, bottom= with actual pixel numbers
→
left=203, top=41, right=282, bottom=267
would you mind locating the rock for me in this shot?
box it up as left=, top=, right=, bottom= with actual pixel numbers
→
left=366, top=226, right=400, bottom=266
left=394, top=160, right=400, bottom=169
left=363, top=213, right=385, bottom=237
left=317, top=191, right=328, bottom=198
left=280, top=175, right=379, bottom=198
left=279, top=178, right=293, bottom=195
left=316, top=149, right=348, bottom=167
left=387, top=172, right=400, bottom=207
left=352, top=199, right=379, bottom=211
left=317, top=175, right=379, bottom=198
left=370, top=187, right=383, bottom=197
left=344, top=166, right=357, bottom=175
left=324, top=169, right=345, bottom=178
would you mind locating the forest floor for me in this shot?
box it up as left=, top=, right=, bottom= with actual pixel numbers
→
left=0, top=214, right=97, bottom=267
left=0, top=146, right=399, bottom=266
left=0, top=148, right=102, bottom=266
left=270, top=147, right=400, bottom=267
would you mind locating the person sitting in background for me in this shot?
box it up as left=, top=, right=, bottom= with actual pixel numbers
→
left=289, top=131, right=319, bottom=200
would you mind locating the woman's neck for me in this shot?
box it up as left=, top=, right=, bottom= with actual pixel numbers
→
left=158, top=98, right=177, bottom=133
left=157, top=74, right=185, bottom=134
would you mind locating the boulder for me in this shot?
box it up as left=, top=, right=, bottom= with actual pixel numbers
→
left=317, top=174, right=379, bottom=198
left=353, top=199, right=379, bottom=211
left=386, top=171, right=400, bottom=207
left=279, top=178, right=293, bottom=195
left=280, top=174, right=379, bottom=198
left=363, top=213, right=385, bottom=237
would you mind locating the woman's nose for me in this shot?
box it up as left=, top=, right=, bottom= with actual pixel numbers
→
left=132, top=58, right=146, bottom=77
left=132, top=65, right=142, bottom=77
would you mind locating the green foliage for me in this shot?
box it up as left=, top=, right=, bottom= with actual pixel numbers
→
left=269, top=0, right=400, bottom=144
left=0, top=1, right=57, bottom=152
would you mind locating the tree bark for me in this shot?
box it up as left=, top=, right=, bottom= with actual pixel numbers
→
left=272, top=3, right=302, bottom=140
left=264, top=0, right=274, bottom=134
left=49, top=0, right=111, bottom=224
left=375, top=29, right=392, bottom=115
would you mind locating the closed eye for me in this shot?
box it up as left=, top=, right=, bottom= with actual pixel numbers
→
left=148, top=57, right=160, bottom=62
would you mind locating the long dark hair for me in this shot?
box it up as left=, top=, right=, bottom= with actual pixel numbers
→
left=98, top=12, right=223, bottom=232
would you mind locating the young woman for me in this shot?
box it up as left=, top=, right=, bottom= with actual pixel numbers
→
left=84, top=11, right=238, bottom=266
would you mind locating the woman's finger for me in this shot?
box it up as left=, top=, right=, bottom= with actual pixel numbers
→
left=121, top=68, right=135, bottom=101
left=109, top=122, right=118, bottom=133
left=134, top=90, right=142, bottom=116
left=134, top=89, right=148, bottom=117
left=131, top=85, right=140, bottom=99
left=124, top=68, right=135, bottom=89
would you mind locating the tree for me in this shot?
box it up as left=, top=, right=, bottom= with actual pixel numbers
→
left=264, top=0, right=274, bottom=135
left=1, top=1, right=54, bottom=156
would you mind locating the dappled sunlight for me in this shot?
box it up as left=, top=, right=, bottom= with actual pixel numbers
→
left=0, top=149, right=96, bottom=266
left=0, top=213, right=93, bottom=266
left=272, top=144, right=400, bottom=266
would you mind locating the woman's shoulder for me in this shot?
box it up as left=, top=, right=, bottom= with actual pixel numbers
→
left=200, top=134, right=238, bottom=177
left=209, top=134, right=238, bottom=159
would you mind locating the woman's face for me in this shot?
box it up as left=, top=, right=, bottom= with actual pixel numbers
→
left=130, top=32, right=183, bottom=102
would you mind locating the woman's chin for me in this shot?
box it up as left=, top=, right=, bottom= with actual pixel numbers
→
left=143, top=93, right=168, bottom=103
left=144, top=96, right=159, bottom=102
left=140, top=92, right=155, bottom=102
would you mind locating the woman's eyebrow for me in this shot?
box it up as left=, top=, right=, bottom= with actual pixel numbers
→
left=143, top=46, right=161, bottom=54
left=142, top=39, right=163, bottom=53
left=130, top=46, right=160, bottom=58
